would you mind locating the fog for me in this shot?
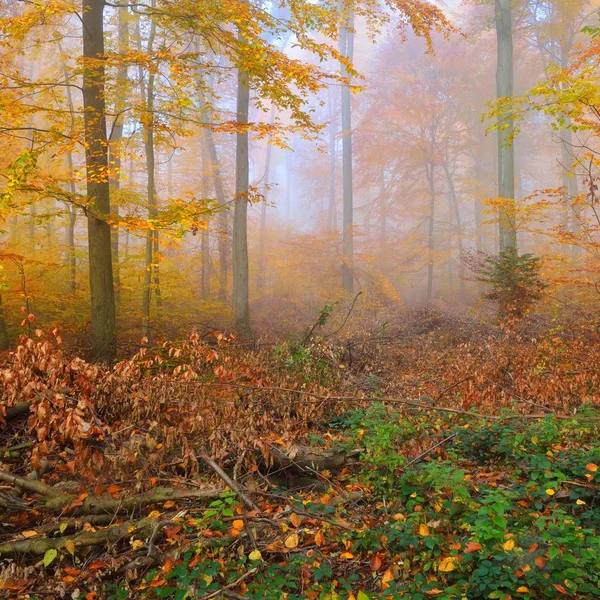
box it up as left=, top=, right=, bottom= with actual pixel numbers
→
left=0, top=0, right=599, bottom=355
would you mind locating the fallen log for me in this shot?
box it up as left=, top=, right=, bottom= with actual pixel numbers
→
left=3, top=402, right=33, bottom=421
left=268, top=444, right=361, bottom=473
left=0, top=517, right=156, bottom=557
left=0, top=470, right=223, bottom=515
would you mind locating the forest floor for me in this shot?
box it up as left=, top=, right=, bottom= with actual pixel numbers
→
left=0, top=302, right=599, bottom=599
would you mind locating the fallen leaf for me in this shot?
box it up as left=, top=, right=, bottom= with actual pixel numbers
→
left=586, top=463, right=598, bottom=473
left=285, top=533, right=299, bottom=549
left=381, top=569, right=394, bottom=589
left=464, top=542, right=482, bottom=553
left=21, top=530, right=38, bottom=539
left=503, top=539, right=515, bottom=551
left=290, top=513, right=301, bottom=528
left=65, top=539, right=75, bottom=555
left=43, top=548, right=57, bottom=567
left=248, top=549, right=262, bottom=561
left=233, top=519, right=244, bottom=530
left=534, top=556, right=546, bottom=568
left=438, top=557, right=457, bottom=572
left=516, top=587, right=529, bottom=593
left=370, top=555, right=383, bottom=572
left=419, top=523, right=430, bottom=537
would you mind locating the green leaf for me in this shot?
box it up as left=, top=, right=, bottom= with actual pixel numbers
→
left=357, top=591, right=370, bottom=600
left=43, top=548, right=57, bottom=567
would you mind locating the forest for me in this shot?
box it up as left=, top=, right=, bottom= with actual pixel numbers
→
left=1, top=0, right=600, bottom=598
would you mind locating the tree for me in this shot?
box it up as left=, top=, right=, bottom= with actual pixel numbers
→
left=233, top=5, right=252, bottom=337
left=339, top=0, right=355, bottom=294
left=495, top=0, right=517, bottom=251
left=82, top=0, right=117, bottom=362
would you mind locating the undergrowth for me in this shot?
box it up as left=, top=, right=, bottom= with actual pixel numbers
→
left=103, top=407, right=600, bottom=600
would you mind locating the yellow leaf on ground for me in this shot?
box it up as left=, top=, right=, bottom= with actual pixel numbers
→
left=65, top=539, right=76, bottom=555
left=290, top=513, right=301, bottom=528
left=503, top=539, right=515, bottom=551
left=233, top=519, right=244, bottom=530
left=21, top=530, right=38, bottom=538
left=285, top=533, right=299, bottom=549
left=586, top=463, right=598, bottom=473
left=248, top=549, right=262, bottom=561
left=438, top=557, right=457, bottom=573
left=130, top=539, right=144, bottom=550
left=419, top=524, right=430, bottom=537
left=516, top=587, right=530, bottom=593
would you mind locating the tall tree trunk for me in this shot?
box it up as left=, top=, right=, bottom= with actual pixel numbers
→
left=426, top=124, right=436, bottom=302
left=339, top=0, right=355, bottom=292
left=82, top=0, right=116, bottom=362
left=495, top=0, right=517, bottom=252
left=204, top=129, right=229, bottom=303
left=61, top=46, right=78, bottom=294
left=233, top=17, right=252, bottom=336
left=257, top=109, right=274, bottom=294
left=328, top=85, right=338, bottom=231
left=444, top=162, right=466, bottom=302
left=138, top=10, right=157, bottom=340
left=108, top=0, right=128, bottom=309
left=379, top=169, right=387, bottom=258
left=473, top=154, right=483, bottom=253
left=201, top=137, right=211, bottom=299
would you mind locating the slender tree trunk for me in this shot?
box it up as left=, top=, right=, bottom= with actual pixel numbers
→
left=444, top=162, right=466, bottom=301
left=201, top=137, right=211, bottom=299
left=426, top=124, right=436, bottom=302
left=204, top=130, right=229, bottom=303
left=138, top=10, right=157, bottom=340
left=82, top=0, right=116, bottom=362
left=328, top=85, right=337, bottom=231
left=61, top=48, right=78, bottom=294
left=339, top=0, right=355, bottom=292
left=379, top=169, right=387, bottom=258
left=495, top=0, right=517, bottom=252
left=474, top=154, right=483, bottom=253
left=426, top=162, right=436, bottom=302
left=257, top=108, right=274, bottom=293
left=233, top=14, right=252, bottom=336
left=108, top=0, right=128, bottom=309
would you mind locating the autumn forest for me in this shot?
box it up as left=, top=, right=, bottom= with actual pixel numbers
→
left=1, top=0, right=600, bottom=598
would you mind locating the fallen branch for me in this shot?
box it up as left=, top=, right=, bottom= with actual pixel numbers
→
left=2, top=402, right=33, bottom=421
left=199, top=452, right=261, bottom=513
left=0, top=470, right=223, bottom=514
left=0, top=517, right=156, bottom=557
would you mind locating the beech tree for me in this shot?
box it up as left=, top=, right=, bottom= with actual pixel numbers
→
left=82, top=0, right=116, bottom=361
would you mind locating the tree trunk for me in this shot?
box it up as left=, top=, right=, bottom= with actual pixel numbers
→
left=257, top=108, right=274, bottom=294
left=233, top=15, right=252, bottom=337
left=203, top=126, right=229, bottom=303
left=108, top=1, right=128, bottom=310
left=138, top=11, right=157, bottom=340
left=495, top=0, right=517, bottom=252
left=201, top=137, right=211, bottom=299
left=82, top=0, right=116, bottom=362
left=339, top=0, right=355, bottom=292
left=426, top=125, right=436, bottom=302
left=328, top=85, right=337, bottom=231
left=444, top=162, right=466, bottom=302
